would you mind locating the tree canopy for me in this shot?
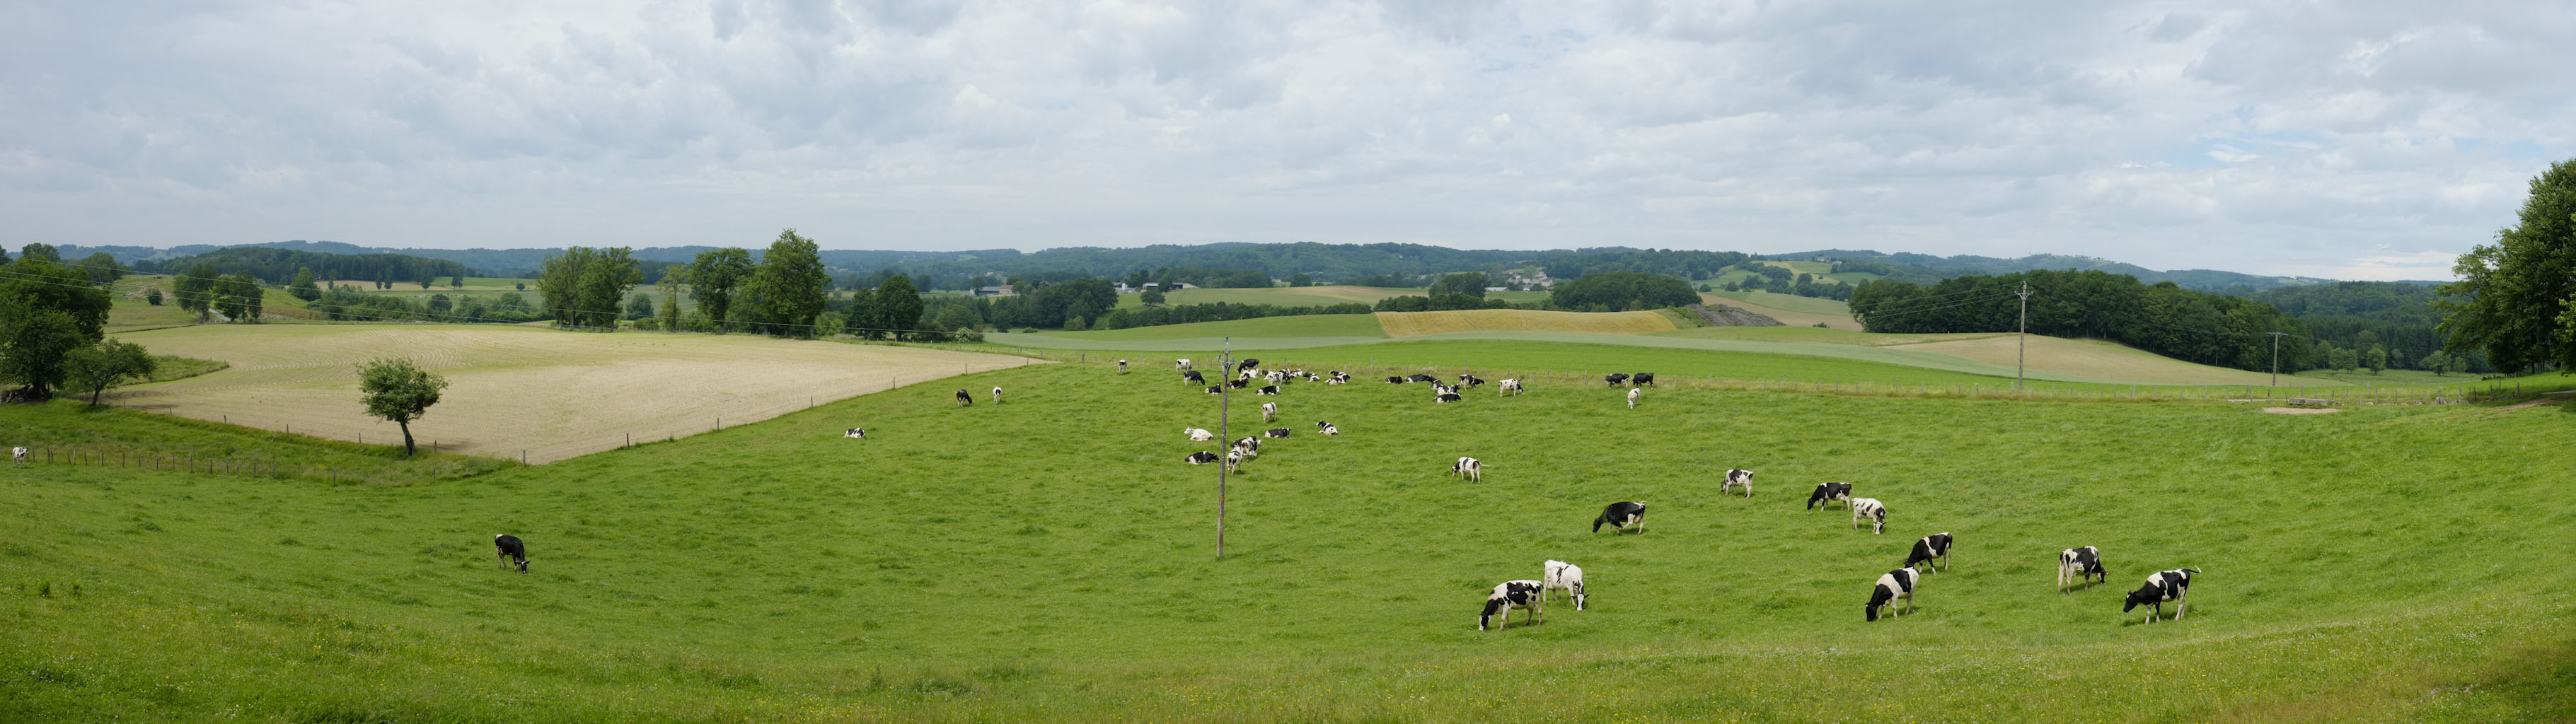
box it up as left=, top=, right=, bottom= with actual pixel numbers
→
left=2439, top=158, right=2576, bottom=374
left=357, top=358, right=449, bottom=457
left=746, top=230, right=830, bottom=337
left=1849, top=269, right=2312, bottom=373
left=1547, top=272, right=1699, bottom=311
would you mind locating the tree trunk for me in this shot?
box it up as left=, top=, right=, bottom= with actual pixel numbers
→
left=398, top=421, right=417, bottom=457
left=89, top=386, right=103, bottom=406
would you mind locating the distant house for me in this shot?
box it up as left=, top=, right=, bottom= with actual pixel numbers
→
left=974, top=285, right=1018, bottom=298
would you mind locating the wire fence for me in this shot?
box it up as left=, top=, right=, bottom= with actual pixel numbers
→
left=11, top=444, right=405, bottom=485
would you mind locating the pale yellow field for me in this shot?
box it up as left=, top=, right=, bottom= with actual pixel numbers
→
left=1887, top=334, right=2289, bottom=385
left=110, top=325, right=1039, bottom=463
left=1698, top=292, right=1861, bottom=330
left=1375, top=309, right=1675, bottom=337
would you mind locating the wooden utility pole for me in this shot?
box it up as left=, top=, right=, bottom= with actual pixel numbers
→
left=2015, top=281, right=2031, bottom=392
left=2267, top=332, right=2288, bottom=387
left=1216, top=338, right=1231, bottom=560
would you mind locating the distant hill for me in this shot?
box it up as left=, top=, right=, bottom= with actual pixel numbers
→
left=1776, top=249, right=2343, bottom=292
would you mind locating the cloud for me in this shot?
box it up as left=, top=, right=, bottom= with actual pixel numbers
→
left=1, top=0, right=2568, bottom=279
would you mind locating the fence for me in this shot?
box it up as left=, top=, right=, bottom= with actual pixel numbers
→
left=15, top=444, right=378, bottom=484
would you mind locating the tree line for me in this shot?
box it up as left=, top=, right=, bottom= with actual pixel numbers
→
left=138, top=246, right=473, bottom=290
left=0, top=245, right=155, bottom=402
left=1848, top=269, right=2316, bottom=373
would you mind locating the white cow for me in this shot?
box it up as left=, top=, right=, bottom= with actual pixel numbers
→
left=991, top=386, right=1004, bottom=404
left=10, top=447, right=25, bottom=468
left=1449, top=456, right=1482, bottom=482
left=1261, top=402, right=1278, bottom=422
left=1626, top=387, right=1641, bottom=409
left=1176, top=358, right=1193, bottom=371
left=1721, top=469, right=1754, bottom=497
left=1851, top=498, right=1888, bottom=535
left=1498, top=378, right=1523, bottom=397
left=1186, top=428, right=1215, bottom=442
left=1542, top=560, right=1588, bottom=611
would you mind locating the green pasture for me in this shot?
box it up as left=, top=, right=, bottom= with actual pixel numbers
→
left=1704, top=288, right=1854, bottom=315
left=1113, top=286, right=1549, bottom=310
left=4, top=361, right=2570, bottom=722
left=1042, top=314, right=1387, bottom=340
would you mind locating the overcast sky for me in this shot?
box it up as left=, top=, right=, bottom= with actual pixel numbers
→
left=5, top=1, right=2568, bottom=280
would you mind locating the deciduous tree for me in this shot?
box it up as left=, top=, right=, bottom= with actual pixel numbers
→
left=64, top=338, right=155, bottom=406
left=2439, top=159, right=2576, bottom=374
left=357, top=358, right=449, bottom=457
left=688, top=247, right=754, bottom=333
left=746, top=229, right=830, bottom=337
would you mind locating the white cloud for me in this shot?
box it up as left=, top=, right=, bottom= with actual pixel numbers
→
left=1, top=0, right=2570, bottom=279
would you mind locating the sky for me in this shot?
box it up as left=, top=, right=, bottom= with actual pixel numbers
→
left=4, top=1, right=2569, bottom=281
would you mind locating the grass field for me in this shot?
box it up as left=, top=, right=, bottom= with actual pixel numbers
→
left=1886, top=335, right=2288, bottom=386
left=4, top=361, right=2570, bottom=722
left=1114, top=286, right=1551, bottom=310
left=1699, top=291, right=1859, bottom=329
left=1377, top=310, right=1675, bottom=337
left=1040, top=314, right=1387, bottom=341
left=104, top=325, right=1039, bottom=462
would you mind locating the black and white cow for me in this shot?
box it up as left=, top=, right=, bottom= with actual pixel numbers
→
left=1604, top=373, right=1630, bottom=387
left=1543, top=560, right=1588, bottom=611
left=1479, top=580, right=1544, bottom=630
left=1117, top=359, right=1128, bottom=373
left=1460, top=374, right=1484, bottom=387
left=1498, top=378, right=1523, bottom=396
left=1631, top=373, right=1656, bottom=387
left=2059, top=546, right=2107, bottom=592
left=1240, top=368, right=1262, bottom=382
left=1228, top=378, right=1250, bottom=389
left=1407, top=373, right=1438, bottom=383
left=1593, top=501, right=1646, bottom=533
left=1265, top=428, right=1292, bottom=438
left=10, top=447, right=24, bottom=468
left=1905, top=532, right=1954, bottom=573
left=1185, top=451, right=1221, bottom=465
left=1256, top=385, right=1281, bottom=396
left=1186, top=428, right=1215, bottom=441
left=2124, top=568, right=2200, bottom=623
left=1449, top=456, right=1481, bottom=482
left=1238, top=358, right=1261, bottom=371
left=1182, top=370, right=1206, bottom=384
left=1720, top=469, right=1754, bottom=497
left=843, top=427, right=867, bottom=439
left=1626, top=387, right=1641, bottom=409
left=1204, top=385, right=1224, bottom=395
left=1806, top=482, right=1854, bottom=510
left=1266, top=370, right=1287, bottom=385
left=1385, top=375, right=1407, bottom=384
left=1176, top=358, right=1193, bottom=372
left=494, top=534, right=529, bottom=573
left=1866, top=567, right=1920, bottom=621
left=1261, top=402, right=1279, bottom=421
left=1436, top=392, right=1464, bottom=404
left=1329, top=371, right=1350, bottom=384
left=954, top=389, right=972, bottom=406
left=991, top=386, right=1004, bottom=404
left=1232, top=437, right=1261, bottom=455
left=1225, top=448, right=1247, bottom=473
left=1850, top=498, right=1888, bottom=534
left=1317, top=421, right=1339, bottom=436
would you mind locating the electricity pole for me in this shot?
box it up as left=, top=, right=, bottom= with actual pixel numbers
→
left=2015, top=281, right=2031, bottom=392
left=2266, top=332, right=2288, bottom=387
left=1215, top=337, right=1230, bottom=560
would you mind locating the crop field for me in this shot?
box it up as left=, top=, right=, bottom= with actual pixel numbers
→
left=3, top=359, right=2570, bottom=723
left=1040, top=313, right=1388, bottom=340
left=105, top=276, right=320, bottom=330
left=1699, top=291, right=1859, bottom=329
left=1885, top=335, right=2288, bottom=386
left=1114, top=285, right=1552, bottom=310
left=104, top=324, right=1038, bottom=462
left=1376, top=309, right=1675, bottom=337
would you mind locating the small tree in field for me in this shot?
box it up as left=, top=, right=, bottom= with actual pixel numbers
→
left=64, top=338, right=156, bottom=406
left=357, top=358, right=449, bottom=457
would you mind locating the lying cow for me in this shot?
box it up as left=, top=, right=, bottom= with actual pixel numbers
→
left=843, top=428, right=867, bottom=439
left=1407, top=373, right=1438, bottom=383
left=1866, top=567, right=1920, bottom=621
left=1436, top=392, right=1463, bottom=404
left=1265, top=428, right=1292, bottom=438
left=1851, top=498, right=1888, bottom=535
left=1450, top=456, right=1482, bottom=482
left=1806, top=482, right=1854, bottom=511
left=1385, top=376, right=1407, bottom=384
left=1184, top=451, right=1221, bottom=465
left=1479, top=580, right=1544, bottom=631
left=1256, top=385, right=1281, bottom=396
left=1905, top=532, right=1953, bottom=573
left=1317, top=421, right=1339, bottom=436
left=1720, top=469, right=1753, bottom=496
left=1459, top=374, right=1484, bottom=387
left=2125, top=568, right=2200, bottom=623
left=1593, top=501, right=1646, bottom=534
left=494, top=534, right=529, bottom=573
left=1238, top=358, right=1261, bottom=371
left=1228, top=379, right=1250, bottom=389
left=1543, top=560, right=1588, bottom=611
left=1203, top=385, right=1224, bottom=395
left=2059, top=546, right=2107, bottom=592
left=1186, top=428, right=1215, bottom=442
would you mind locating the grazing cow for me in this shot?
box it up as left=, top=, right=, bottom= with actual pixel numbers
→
left=1177, top=358, right=1192, bottom=371
left=1604, top=373, right=1630, bottom=387
left=2059, top=546, right=2107, bottom=592
left=1184, top=451, right=1221, bottom=465
left=954, top=389, right=972, bottom=407
left=11, top=447, right=25, bottom=468
left=1186, top=428, right=1215, bottom=442
left=1449, top=456, right=1482, bottom=482
left=1905, top=532, right=1954, bottom=573
left=1866, top=567, right=1920, bottom=621
left=1225, top=448, right=1247, bottom=473
left=1204, top=386, right=1224, bottom=395
left=1499, top=378, right=1523, bottom=396
left=991, top=386, right=1004, bottom=404
left=1238, top=358, right=1261, bottom=371
left=1261, top=402, right=1279, bottom=421
left=1479, top=580, right=1544, bottom=630
left=1631, top=373, right=1656, bottom=387
left=2124, top=568, right=2201, bottom=623
left=1264, top=428, right=1292, bottom=438
left=1257, top=385, right=1281, bottom=396
left=1593, top=501, right=1646, bottom=533
left=1229, top=379, right=1250, bottom=389
left=1850, top=498, right=1888, bottom=534
left=843, top=428, right=867, bottom=439
left=1117, top=359, right=1128, bottom=373
left=1721, top=469, right=1754, bottom=496
left=1436, top=392, right=1463, bottom=404
left=1407, top=373, right=1437, bottom=383
left=1543, top=560, right=1588, bottom=611
left=1182, top=370, right=1206, bottom=384
left=494, top=534, right=528, bottom=573
left=1806, top=482, right=1854, bottom=510
left=1626, top=387, right=1641, bottom=409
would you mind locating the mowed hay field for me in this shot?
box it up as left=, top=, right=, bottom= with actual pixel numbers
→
left=5, top=360, right=2573, bottom=722
left=1699, top=291, right=1860, bottom=329
left=108, top=324, right=1038, bottom=462
left=1377, top=309, right=1675, bottom=337
left=1891, top=335, right=2289, bottom=386
left=1116, top=285, right=1552, bottom=310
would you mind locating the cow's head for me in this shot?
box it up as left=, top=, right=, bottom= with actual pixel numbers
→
left=1479, top=596, right=1507, bottom=630
left=1866, top=585, right=1893, bottom=621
